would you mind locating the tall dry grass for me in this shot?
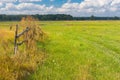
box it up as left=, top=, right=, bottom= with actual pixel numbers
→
left=0, top=16, right=47, bottom=80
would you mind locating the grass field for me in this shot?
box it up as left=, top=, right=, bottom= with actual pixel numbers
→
left=0, top=21, right=120, bottom=80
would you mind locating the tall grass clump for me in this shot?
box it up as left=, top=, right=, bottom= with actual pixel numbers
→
left=20, top=16, right=46, bottom=51
left=0, top=16, right=47, bottom=80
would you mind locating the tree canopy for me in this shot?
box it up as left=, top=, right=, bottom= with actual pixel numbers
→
left=0, top=14, right=119, bottom=21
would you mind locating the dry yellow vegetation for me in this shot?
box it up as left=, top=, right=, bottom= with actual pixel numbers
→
left=0, top=16, right=46, bottom=80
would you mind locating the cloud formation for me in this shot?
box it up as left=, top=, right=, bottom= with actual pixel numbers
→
left=19, top=0, right=42, bottom=2
left=0, top=3, right=3, bottom=7
left=0, top=0, right=120, bottom=16
left=0, top=3, right=54, bottom=14
left=0, top=0, right=16, bottom=3
left=0, top=0, right=42, bottom=3
left=58, top=0, right=120, bottom=16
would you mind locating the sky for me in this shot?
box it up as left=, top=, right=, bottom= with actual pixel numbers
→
left=0, top=0, right=120, bottom=17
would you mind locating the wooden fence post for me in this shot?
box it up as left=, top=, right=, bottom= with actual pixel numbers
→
left=14, top=25, right=30, bottom=54
left=14, top=24, right=18, bottom=54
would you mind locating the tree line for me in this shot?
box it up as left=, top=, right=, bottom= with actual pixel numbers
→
left=0, top=14, right=120, bottom=21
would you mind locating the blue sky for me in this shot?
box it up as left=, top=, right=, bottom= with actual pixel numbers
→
left=0, top=0, right=120, bottom=17
left=11, top=0, right=83, bottom=7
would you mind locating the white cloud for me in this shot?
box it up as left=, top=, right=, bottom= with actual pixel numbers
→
left=0, top=3, right=3, bottom=7
left=57, top=0, right=120, bottom=16
left=0, top=0, right=16, bottom=3
left=0, top=0, right=42, bottom=3
left=19, top=0, right=42, bottom=2
left=0, top=0, right=120, bottom=16
left=0, top=3, right=54, bottom=14
left=111, top=0, right=120, bottom=5
left=16, top=3, right=45, bottom=10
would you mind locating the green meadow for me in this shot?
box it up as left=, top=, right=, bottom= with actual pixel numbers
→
left=0, top=21, right=120, bottom=80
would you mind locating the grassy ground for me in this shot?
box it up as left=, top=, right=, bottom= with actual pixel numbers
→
left=0, top=21, right=120, bottom=80
left=28, top=21, right=120, bottom=80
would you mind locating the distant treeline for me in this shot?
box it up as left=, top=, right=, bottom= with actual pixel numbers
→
left=0, top=14, right=120, bottom=21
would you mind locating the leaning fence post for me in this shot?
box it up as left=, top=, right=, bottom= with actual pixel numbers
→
left=14, top=24, right=18, bottom=54
left=14, top=25, right=30, bottom=54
